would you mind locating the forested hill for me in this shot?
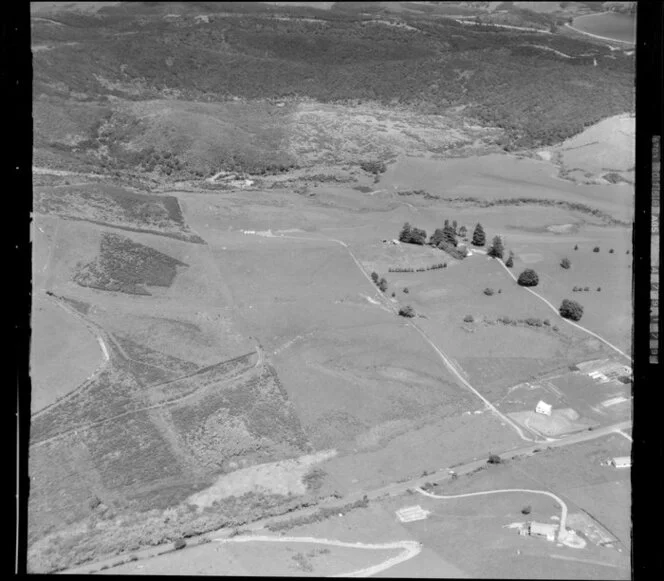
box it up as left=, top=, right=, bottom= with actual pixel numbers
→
left=32, top=1, right=634, bottom=149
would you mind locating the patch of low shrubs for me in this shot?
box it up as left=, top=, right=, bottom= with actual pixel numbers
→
left=463, top=314, right=474, bottom=323
left=593, top=246, right=600, bottom=252
left=403, top=287, right=409, bottom=293
left=560, top=257, right=571, bottom=269
left=559, top=298, right=584, bottom=321
left=483, top=287, right=495, bottom=296
left=609, top=248, right=614, bottom=253
left=399, top=305, right=415, bottom=318
left=378, top=277, right=388, bottom=292
left=487, top=453, right=502, bottom=464
left=597, top=287, right=601, bottom=291
left=521, top=505, right=532, bottom=515
left=524, top=317, right=543, bottom=327
left=359, top=160, right=387, bottom=175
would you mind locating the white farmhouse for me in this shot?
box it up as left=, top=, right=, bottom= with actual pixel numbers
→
left=535, top=401, right=552, bottom=416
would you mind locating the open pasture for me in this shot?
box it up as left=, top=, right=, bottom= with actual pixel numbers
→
left=391, top=486, right=628, bottom=579
left=30, top=295, right=104, bottom=412
left=272, top=320, right=478, bottom=451
left=508, top=226, right=633, bottom=352
left=379, top=153, right=633, bottom=223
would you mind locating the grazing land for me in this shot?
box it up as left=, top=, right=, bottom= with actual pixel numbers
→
left=28, top=0, right=633, bottom=577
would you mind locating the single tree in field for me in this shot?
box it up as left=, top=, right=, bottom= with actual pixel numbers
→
left=517, top=268, right=539, bottom=287
left=487, top=235, right=504, bottom=259
left=472, top=223, right=486, bottom=247
left=560, top=257, right=571, bottom=269
left=505, top=251, right=514, bottom=268
left=371, top=271, right=379, bottom=283
left=574, top=244, right=578, bottom=251
left=399, top=222, right=412, bottom=243
left=559, top=299, right=584, bottom=321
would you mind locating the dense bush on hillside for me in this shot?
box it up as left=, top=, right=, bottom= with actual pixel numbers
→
left=517, top=269, right=539, bottom=287
left=32, top=4, right=634, bottom=150
left=559, top=299, right=584, bottom=321
left=73, top=232, right=188, bottom=296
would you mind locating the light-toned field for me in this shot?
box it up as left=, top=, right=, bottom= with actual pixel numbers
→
left=30, top=295, right=104, bottom=412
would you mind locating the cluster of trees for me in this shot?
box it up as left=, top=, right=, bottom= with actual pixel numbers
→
left=398, top=223, right=428, bottom=245
left=370, top=271, right=388, bottom=293
left=398, top=305, right=415, bottom=318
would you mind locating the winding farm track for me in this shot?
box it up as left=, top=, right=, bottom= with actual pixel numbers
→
left=494, top=257, right=631, bottom=361
left=417, top=486, right=570, bottom=543
left=211, top=535, right=422, bottom=578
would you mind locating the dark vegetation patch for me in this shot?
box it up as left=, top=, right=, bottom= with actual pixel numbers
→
left=395, top=194, right=630, bottom=226
left=166, top=365, right=310, bottom=468
left=34, top=185, right=205, bottom=243
left=112, top=333, right=199, bottom=376
left=388, top=263, right=446, bottom=272
left=32, top=4, right=633, bottom=151
left=28, top=359, right=310, bottom=572
left=74, top=233, right=188, bottom=296
left=30, top=341, right=254, bottom=444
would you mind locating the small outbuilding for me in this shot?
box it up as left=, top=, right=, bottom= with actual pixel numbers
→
left=535, top=401, right=552, bottom=416
left=610, top=456, right=631, bottom=469
left=528, top=522, right=558, bottom=542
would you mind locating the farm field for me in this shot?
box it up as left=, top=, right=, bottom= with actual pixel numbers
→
left=30, top=295, right=104, bottom=412
left=428, top=431, right=632, bottom=548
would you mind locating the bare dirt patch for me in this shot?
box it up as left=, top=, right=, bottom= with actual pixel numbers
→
left=187, top=450, right=337, bottom=510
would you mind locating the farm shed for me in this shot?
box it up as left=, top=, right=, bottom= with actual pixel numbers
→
left=610, top=456, right=631, bottom=469
left=528, top=522, right=558, bottom=542
left=535, top=401, right=552, bottom=416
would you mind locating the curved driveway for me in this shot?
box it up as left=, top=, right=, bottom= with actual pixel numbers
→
left=417, top=486, right=569, bottom=543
